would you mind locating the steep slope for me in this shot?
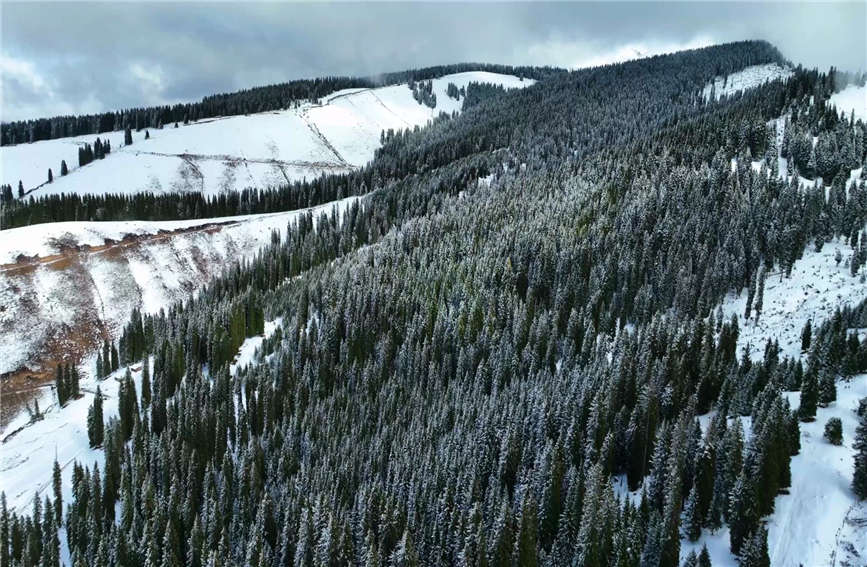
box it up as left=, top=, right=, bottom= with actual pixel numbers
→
left=677, top=215, right=867, bottom=566
left=1, top=72, right=532, bottom=198
left=0, top=197, right=358, bottom=421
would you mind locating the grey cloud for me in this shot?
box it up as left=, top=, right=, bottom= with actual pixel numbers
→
left=1, top=2, right=864, bottom=121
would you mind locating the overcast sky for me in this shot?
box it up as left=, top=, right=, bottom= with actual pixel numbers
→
left=1, top=2, right=864, bottom=121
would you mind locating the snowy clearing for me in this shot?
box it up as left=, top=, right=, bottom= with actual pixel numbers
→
left=768, top=378, right=867, bottom=567
left=1, top=72, right=533, bottom=198
left=703, top=63, right=793, bottom=101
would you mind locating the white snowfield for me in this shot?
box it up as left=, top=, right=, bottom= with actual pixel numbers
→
left=702, top=63, right=793, bottom=101
left=0, top=196, right=359, bottom=376
left=1, top=72, right=533, bottom=198
left=829, top=83, right=867, bottom=123
left=0, top=318, right=283, bottom=517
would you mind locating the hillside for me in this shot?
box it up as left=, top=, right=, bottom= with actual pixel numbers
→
left=1, top=72, right=532, bottom=198
left=3, top=41, right=867, bottom=567
left=0, top=196, right=358, bottom=423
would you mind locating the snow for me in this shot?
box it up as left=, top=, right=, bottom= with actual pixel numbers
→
left=718, top=227, right=867, bottom=362
left=681, top=527, right=739, bottom=567
left=0, top=196, right=359, bottom=375
left=703, top=63, right=793, bottom=101
left=829, top=83, right=867, bottom=123
left=1, top=72, right=533, bottom=198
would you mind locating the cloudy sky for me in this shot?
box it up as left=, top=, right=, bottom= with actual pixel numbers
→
left=1, top=1, right=864, bottom=121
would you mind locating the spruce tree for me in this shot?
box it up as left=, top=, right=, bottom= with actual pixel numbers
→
left=818, top=366, right=836, bottom=406
left=853, top=410, right=867, bottom=499
left=52, top=460, right=62, bottom=526
left=824, top=417, right=843, bottom=445
left=698, top=545, right=711, bottom=567
left=799, top=368, right=818, bottom=421
left=682, top=488, right=701, bottom=542
left=55, top=364, right=67, bottom=406
left=69, top=365, right=80, bottom=398
left=124, top=127, right=133, bottom=146
left=801, top=320, right=811, bottom=352
left=141, top=355, right=151, bottom=407
left=739, top=527, right=770, bottom=567
left=60, top=160, right=68, bottom=176
left=87, top=386, right=104, bottom=448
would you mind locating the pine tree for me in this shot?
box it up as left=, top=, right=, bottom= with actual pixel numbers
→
left=824, top=417, right=843, bottom=445
left=124, top=127, right=133, bottom=146
left=801, top=320, right=811, bottom=352
left=60, top=160, right=68, bottom=176
left=739, top=527, right=769, bottom=567
left=853, top=410, right=867, bottom=499
left=799, top=368, right=818, bottom=421
left=87, top=387, right=104, bottom=448
left=52, top=460, right=62, bottom=526
left=47, top=168, right=53, bottom=183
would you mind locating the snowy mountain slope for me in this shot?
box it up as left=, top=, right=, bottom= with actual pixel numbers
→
left=0, top=196, right=359, bottom=378
left=702, top=63, right=793, bottom=101
left=679, top=375, right=867, bottom=567
left=0, top=317, right=284, bottom=516
left=309, top=72, right=531, bottom=165
left=1, top=72, right=533, bottom=198
left=768, top=378, right=867, bottom=567
left=676, top=217, right=867, bottom=565
left=829, top=83, right=867, bottom=122
left=718, top=224, right=867, bottom=363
